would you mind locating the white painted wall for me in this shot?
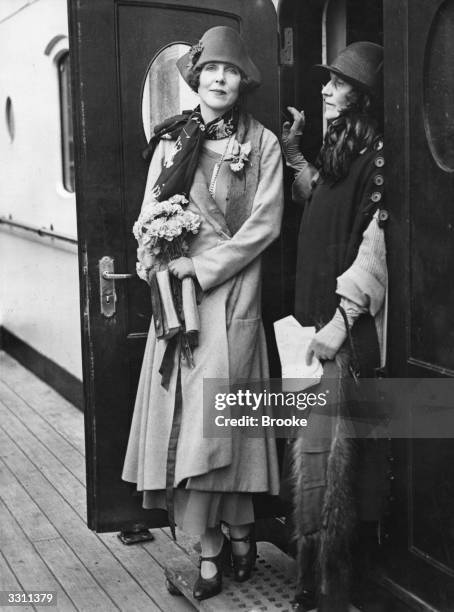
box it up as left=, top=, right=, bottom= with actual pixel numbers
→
left=0, top=0, right=82, bottom=379
left=0, top=0, right=39, bottom=22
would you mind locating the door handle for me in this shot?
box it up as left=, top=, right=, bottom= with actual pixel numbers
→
left=98, top=256, right=134, bottom=317
left=102, top=271, right=134, bottom=280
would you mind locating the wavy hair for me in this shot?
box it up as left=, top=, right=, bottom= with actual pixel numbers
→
left=186, top=63, right=254, bottom=95
left=317, top=89, right=381, bottom=182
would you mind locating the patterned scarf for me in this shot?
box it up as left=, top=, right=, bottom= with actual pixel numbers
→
left=143, top=106, right=239, bottom=202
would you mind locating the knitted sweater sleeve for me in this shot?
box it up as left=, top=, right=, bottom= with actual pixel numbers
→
left=336, top=210, right=387, bottom=316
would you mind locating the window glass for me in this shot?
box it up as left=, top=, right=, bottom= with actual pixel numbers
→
left=5, top=96, right=14, bottom=141
left=142, top=44, right=199, bottom=141
left=424, top=0, right=454, bottom=171
left=58, top=52, right=75, bottom=192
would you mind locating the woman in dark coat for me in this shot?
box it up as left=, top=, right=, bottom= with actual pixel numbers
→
left=282, top=42, right=388, bottom=611
left=122, top=26, right=283, bottom=601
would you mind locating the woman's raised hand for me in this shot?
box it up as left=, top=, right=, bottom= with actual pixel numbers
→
left=282, top=107, right=305, bottom=143
left=168, top=257, right=196, bottom=280
left=282, top=107, right=306, bottom=171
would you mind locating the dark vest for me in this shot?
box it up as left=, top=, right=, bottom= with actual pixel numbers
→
left=294, top=145, right=383, bottom=330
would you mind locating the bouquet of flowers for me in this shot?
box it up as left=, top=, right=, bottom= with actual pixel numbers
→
left=133, top=194, right=202, bottom=364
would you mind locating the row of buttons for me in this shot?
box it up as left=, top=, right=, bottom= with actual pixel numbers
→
left=372, top=140, right=387, bottom=226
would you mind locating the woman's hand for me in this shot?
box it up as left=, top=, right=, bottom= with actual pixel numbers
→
left=168, top=257, right=195, bottom=280
left=305, top=316, right=347, bottom=365
left=282, top=107, right=306, bottom=172
left=282, top=107, right=305, bottom=144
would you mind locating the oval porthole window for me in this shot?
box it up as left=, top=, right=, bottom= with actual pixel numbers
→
left=5, top=96, right=15, bottom=141
left=423, top=0, right=454, bottom=171
left=142, top=43, right=198, bottom=141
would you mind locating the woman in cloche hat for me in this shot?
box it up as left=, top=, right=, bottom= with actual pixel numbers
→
left=282, top=42, right=388, bottom=611
left=122, top=26, right=283, bottom=600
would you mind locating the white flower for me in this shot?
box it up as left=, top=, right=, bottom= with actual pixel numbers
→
left=181, top=210, right=201, bottom=233
left=132, top=193, right=202, bottom=280
left=136, top=261, right=149, bottom=282
left=230, top=161, right=244, bottom=172
left=169, top=194, right=189, bottom=206
left=132, top=220, right=142, bottom=241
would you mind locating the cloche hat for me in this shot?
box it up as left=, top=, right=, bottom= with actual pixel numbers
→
left=316, top=41, right=383, bottom=93
left=177, top=26, right=261, bottom=91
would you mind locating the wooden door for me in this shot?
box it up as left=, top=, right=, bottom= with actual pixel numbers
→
left=68, top=0, right=281, bottom=533
left=384, top=0, right=454, bottom=608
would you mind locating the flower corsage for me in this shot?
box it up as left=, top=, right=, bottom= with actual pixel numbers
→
left=229, top=140, right=251, bottom=173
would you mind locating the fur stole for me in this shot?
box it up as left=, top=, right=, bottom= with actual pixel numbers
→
left=292, top=352, right=357, bottom=611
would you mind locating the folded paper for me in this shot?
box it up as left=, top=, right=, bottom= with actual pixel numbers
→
left=273, top=315, right=324, bottom=391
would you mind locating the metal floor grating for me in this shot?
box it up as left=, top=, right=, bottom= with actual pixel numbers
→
left=165, top=541, right=300, bottom=611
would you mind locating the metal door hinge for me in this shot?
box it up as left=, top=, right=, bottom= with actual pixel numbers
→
left=280, top=27, right=294, bottom=66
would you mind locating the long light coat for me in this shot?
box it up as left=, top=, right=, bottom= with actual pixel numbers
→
left=122, top=121, right=283, bottom=495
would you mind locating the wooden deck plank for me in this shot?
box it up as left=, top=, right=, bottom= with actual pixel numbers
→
left=0, top=380, right=85, bottom=484
left=0, top=427, right=161, bottom=612
left=0, top=499, right=77, bottom=611
left=0, top=458, right=58, bottom=543
left=0, top=403, right=86, bottom=518
left=0, top=553, right=35, bottom=612
left=33, top=538, right=118, bottom=612
left=99, top=533, right=195, bottom=612
left=148, top=528, right=199, bottom=567
left=0, top=352, right=84, bottom=454
left=165, top=528, right=200, bottom=560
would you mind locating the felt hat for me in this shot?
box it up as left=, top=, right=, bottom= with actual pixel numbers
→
left=316, top=41, right=383, bottom=93
left=177, top=26, right=261, bottom=91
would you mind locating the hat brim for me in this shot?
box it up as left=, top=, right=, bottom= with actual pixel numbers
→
left=314, top=63, right=374, bottom=93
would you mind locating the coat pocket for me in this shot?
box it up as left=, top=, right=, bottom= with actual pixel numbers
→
left=228, top=317, right=261, bottom=380
left=292, top=442, right=328, bottom=534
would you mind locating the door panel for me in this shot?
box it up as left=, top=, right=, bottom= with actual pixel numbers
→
left=69, top=0, right=280, bottom=532
left=409, top=0, right=454, bottom=372
left=385, top=0, right=454, bottom=607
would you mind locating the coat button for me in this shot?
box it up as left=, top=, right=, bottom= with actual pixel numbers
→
left=375, top=156, right=385, bottom=167
left=375, top=139, right=384, bottom=151
left=374, top=174, right=384, bottom=186
left=371, top=191, right=382, bottom=203
left=378, top=209, right=389, bottom=222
